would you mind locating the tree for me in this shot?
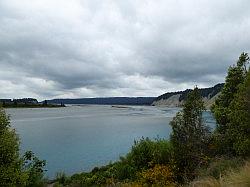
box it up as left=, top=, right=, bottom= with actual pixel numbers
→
left=227, top=70, right=250, bottom=157
left=0, top=107, right=24, bottom=185
left=211, top=52, right=249, bottom=155
left=22, top=151, right=46, bottom=187
left=237, top=52, right=249, bottom=75
left=0, top=107, right=46, bottom=186
left=170, top=87, right=211, bottom=182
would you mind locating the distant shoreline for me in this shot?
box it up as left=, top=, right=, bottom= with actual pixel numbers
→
left=2, top=104, right=65, bottom=108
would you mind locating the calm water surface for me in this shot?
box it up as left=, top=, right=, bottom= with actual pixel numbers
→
left=6, top=105, right=215, bottom=178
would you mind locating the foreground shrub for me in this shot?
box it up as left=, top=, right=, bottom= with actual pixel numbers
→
left=126, top=137, right=173, bottom=170
left=22, top=151, right=46, bottom=187
left=55, top=172, right=68, bottom=185
left=63, top=138, right=173, bottom=186
left=137, top=164, right=175, bottom=186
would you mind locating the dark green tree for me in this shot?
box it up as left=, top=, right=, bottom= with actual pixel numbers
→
left=237, top=52, right=249, bottom=75
left=227, top=70, right=250, bottom=157
left=170, top=87, right=211, bottom=182
left=0, top=107, right=46, bottom=186
left=211, top=52, right=249, bottom=155
left=22, top=151, right=46, bottom=187
left=0, top=107, right=24, bottom=185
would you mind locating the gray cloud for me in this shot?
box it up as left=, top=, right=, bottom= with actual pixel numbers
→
left=0, top=0, right=250, bottom=100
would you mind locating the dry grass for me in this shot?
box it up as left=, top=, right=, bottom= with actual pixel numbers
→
left=225, top=161, right=250, bottom=187
left=189, top=161, right=250, bottom=187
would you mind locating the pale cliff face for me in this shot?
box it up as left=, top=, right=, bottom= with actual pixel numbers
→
left=152, top=94, right=182, bottom=107
left=203, top=92, right=221, bottom=109
left=152, top=92, right=221, bottom=109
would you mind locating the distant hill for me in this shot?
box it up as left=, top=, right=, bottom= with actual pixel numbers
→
left=152, top=83, right=224, bottom=108
left=46, top=97, right=156, bottom=105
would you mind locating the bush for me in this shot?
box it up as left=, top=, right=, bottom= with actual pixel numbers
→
left=56, top=172, right=68, bottom=185
left=137, top=164, right=175, bottom=186
left=22, top=151, right=46, bottom=187
left=126, top=137, right=173, bottom=170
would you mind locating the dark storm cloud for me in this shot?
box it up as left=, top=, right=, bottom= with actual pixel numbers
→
left=0, top=0, right=250, bottom=100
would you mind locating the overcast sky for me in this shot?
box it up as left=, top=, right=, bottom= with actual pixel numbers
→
left=0, top=0, right=250, bottom=100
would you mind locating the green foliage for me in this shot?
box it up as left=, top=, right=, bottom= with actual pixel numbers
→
left=0, top=107, right=10, bottom=131
left=211, top=52, right=250, bottom=156
left=22, top=151, right=46, bottom=187
left=0, top=107, right=24, bottom=186
left=126, top=137, right=173, bottom=170
left=227, top=70, right=250, bottom=157
left=56, top=172, right=68, bottom=185
left=170, top=87, right=211, bottom=182
left=237, top=52, right=249, bottom=75
left=0, top=107, right=46, bottom=186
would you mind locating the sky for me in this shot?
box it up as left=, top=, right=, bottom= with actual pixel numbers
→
left=0, top=0, right=250, bottom=100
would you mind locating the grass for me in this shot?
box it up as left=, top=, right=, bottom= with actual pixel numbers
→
left=190, top=160, right=250, bottom=187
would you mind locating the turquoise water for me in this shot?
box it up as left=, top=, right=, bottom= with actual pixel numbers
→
left=6, top=105, right=215, bottom=178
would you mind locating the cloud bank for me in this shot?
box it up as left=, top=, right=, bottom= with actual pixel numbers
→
left=0, top=0, right=250, bottom=100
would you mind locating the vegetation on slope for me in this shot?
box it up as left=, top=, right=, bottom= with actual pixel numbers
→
left=153, top=83, right=224, bottom=103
